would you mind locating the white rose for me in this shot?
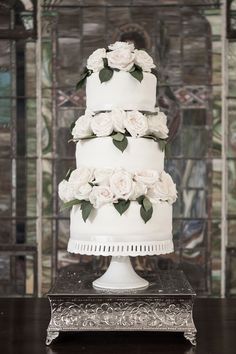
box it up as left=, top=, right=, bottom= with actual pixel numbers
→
left=58, top=180, right=75, bottom=203
left=73, top=183, right=93, bottom=201
left=94, top=168, right=113, bottom=185
left=89, top=185, right=114, bottom=208
left=72, top=113, right=93, bottom=139
left=134, top=49, right=155, bottom=72
left=134, top=169, right=159, bottom=187
left=124, top=111, right=148, bottom=138
left=108, top=41, right=135, bottom=52
left=107, top=48, right=135, bottom=72
left=110, top=170, right=135, bottom=200
left=111, top=109, right=126, bottom=133
left=147, top=171, right=177, bottom=204
left=69, top=167, right=93, bottom=187
left=130, top=181, right=147, bottom=200
left=87, top=48, right=106, bottom=72
left=91, top=112, right=114, bottom=137
left=148, top=112, right=169, bottom=139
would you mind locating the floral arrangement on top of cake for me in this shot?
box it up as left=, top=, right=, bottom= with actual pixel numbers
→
left=76, top=41, right=157, bottom=89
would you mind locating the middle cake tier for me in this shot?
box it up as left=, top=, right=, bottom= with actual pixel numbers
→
left=76, top=137, right=164, bottom=171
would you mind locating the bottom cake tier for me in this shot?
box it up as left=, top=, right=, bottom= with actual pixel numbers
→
left=68, top=201, right=173, bottom=256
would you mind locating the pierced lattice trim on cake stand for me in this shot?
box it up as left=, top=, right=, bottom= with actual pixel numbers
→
left=67, top=239, right=173, bottom=257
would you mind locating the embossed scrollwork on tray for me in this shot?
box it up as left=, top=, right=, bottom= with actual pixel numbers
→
left=50, top=300, right=193, bottom=330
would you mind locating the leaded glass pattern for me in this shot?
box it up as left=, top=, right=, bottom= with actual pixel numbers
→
left=0, top=0, right=37, bottom=296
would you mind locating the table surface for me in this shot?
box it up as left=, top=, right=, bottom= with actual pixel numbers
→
left=0, top=298, right=236, bottom=354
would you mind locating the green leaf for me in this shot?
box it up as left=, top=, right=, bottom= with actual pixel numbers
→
left=135, top=64, right=142, bottom=71
left=78, top=135, right=97, bottom=140
left=76, top=76, right=87, bottom=90
left=76, top=68, right=92, bottom=90
left=143, top=197, right=152, bottom=212
left=60, top=199, right=80, bottom=212
left=70, top=119, right=77, bottom=133
left=112, top=132, right=125, bottom=142
left=113, top=199, right=130, bottom=215
left=142, top=135, right=159, bottom=142
left=136, top=195, right=145, bottom=205
left=80, top=200, right=94, bottom=222
left=129, top=65, right=136, bottom=73
left=99, top=67, right=114, bottom=83
left=130, top=69, right=143, bottom=82
left=112, top=135, right=128, bottom=152
left=140, top=205, right=153, bottom=223
left=140, top=111, right=158, bottom=116
left=151, top=68, right=158, bottom=78
left=158, top=139, right=167, bottom=152
left=65, top=168, right=73, bottom=181
left=103, top=57, right=108, bottom=67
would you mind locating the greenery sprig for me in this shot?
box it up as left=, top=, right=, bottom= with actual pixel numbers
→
left=136, top=195, right=153, bottom=223
left=76, top=67, right=92, bottom=90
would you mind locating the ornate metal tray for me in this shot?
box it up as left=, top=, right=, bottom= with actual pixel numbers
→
left=46, top=267, right=197, bottom=346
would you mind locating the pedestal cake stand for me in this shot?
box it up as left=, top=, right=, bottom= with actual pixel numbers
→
left=46, top=265, right=197, bottom=346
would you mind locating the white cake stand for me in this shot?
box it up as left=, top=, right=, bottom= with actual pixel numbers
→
left=92, top=256, right=149, bottom=290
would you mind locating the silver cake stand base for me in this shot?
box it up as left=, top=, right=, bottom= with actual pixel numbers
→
left=46, top=267, right=197, bottom=346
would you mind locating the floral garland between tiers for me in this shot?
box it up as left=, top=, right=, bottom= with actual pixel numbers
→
left=58, top=167, right=177, bottom=223
left=76, top=41, right=157, bottom=89
left=70, top=108, right=168, bottom=152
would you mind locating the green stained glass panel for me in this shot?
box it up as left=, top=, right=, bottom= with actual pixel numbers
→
left=42, top=41, right=52, bottom=89
left=0, top=72, right=11, bottom=97
left=182, top=126, right=209, bottom=157
left=0, top=220, right=12, bottom=244
left=0, top=158, right=12, bottom=218
left=26, top=99, right=37, bottom=156
left=183, top=189, right=206, bottom=218
left=228, top=159, right=236, bottom=217
left=42, top=97, right=52, bottom=157
left=212, top=92, right=221, bottom=158
left=57, top=38, right=81, bottom=87
left=58, top=218, right=70, bottom=251
left=0, top=125, right=11, bottom=158
left=0, top=98, right=11, bottom=125
left=25, top=42, right=36, bottom=97
left=26, top=159, right=37, bottom=217
left=180, top=247, right=208, bottom=293
left=83, top=7, right=106, bottom=35
left=26, top=255, right=35, bottom=295
left=42, top=159, right=53, bottom=217
left=228, top=219, right=236, bottom=247
left=228, top=99, right=236, bottom=158
left=57, top=8, right=81, bottom=37
left=42, top=219, right=53, bottom=293
left=212, top=159, right=222, bottom=218
left=181, top=219, right=206, bottom=248
left=211, top=220, right=221, bottom=296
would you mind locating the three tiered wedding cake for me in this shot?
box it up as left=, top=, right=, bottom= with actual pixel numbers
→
left=58, top=41, right=177, bottom=289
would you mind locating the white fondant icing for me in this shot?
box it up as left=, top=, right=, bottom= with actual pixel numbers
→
left=86, top=71, right=157, bottom=112
left=69, top=201, right=173, bottom=256
left=76, top=137, right=164, bottom=172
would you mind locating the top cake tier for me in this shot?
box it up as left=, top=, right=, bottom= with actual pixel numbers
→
left=86, top=71, right=156, bottom=112
left=77, top=41, right=157, bottom=112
